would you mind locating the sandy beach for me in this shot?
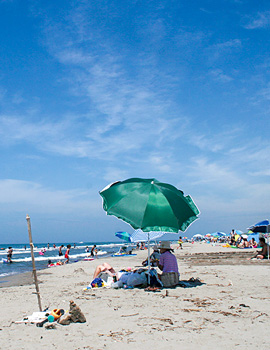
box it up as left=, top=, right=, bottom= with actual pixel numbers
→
left=0, top=243, right=269, bottom=350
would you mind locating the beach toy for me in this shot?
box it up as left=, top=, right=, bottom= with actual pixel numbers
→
left=50, top=309, right=64, bottom=320
left=39, top=251, right=44, bottom=255
left=47, top=315, right=55, bottom=322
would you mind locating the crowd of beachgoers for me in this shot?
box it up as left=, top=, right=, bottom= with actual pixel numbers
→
left=1, top=226, right=269, bottom=282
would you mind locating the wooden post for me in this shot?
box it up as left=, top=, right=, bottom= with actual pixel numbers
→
left=267, top=224, right=270, bottom=260
left=26, top=214, right=42, bottom=311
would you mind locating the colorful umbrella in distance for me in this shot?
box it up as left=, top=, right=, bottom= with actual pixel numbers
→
left=248, top=220, right=269, bottom=233
left=248, top=220, right=269, bottom=259
left=100, top=178, right=200, bottom=233
left=115, top=231, right=132, bottom=243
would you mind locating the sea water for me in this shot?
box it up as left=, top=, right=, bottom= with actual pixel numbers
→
left=0, top=242, right=129, bottom=279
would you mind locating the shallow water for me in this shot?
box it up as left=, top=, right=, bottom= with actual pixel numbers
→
left=0, top=241, right=128, bottom=278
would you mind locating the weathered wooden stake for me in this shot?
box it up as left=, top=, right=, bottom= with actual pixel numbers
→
left=26, top=214, right=42, bottom=311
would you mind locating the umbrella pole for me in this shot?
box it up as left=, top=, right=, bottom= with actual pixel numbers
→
left=147, top=233, right=150, bottom=285
left=26, top=214, right=42, bottom=312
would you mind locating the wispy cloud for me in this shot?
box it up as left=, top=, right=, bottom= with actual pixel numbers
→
left=206, top=39, right=242, bottom=63
left=244, top=11, right=270, bottom=29
left=0, top=86, right=7, bottom=101
left=0, top=179, right=99, bottom=215
left=248, top=170, right=270, bottom=176
left=209, top=69, right=233, bottom=83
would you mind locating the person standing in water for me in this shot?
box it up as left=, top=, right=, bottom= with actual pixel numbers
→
left=7, top=247, right=13, bottom=263
left=91, top=245, right=97, bottom=257
left=59, top=244, right=64, bottom=256
left=65, top=244, right=71, bottom=263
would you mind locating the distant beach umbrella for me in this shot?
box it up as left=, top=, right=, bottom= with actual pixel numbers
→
left=248, top=220, right=269, bottom=233
left=216, top=232, right=227, bottom=236
left=247, top=232, right=260, bottom=244
left=248, top=220, right=270, bottom=260
left=211, top=232, right=227, bottom=237
left=193, top=234, right=203, bottom=238
left=130, top=229, right=168, bottom=242
left=115, top=231, right=132, bottom=243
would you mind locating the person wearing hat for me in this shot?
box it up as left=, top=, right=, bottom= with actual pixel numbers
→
left=142, top=245, right=160, bottom=267
left=157, top=241, right=179, bottom=288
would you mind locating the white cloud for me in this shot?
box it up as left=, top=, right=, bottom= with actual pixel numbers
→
left=189, top=157, right=245, bottom=189
left=214, top=39, right=242, bottom=50
left=148, top=155, right=172, bottom=173
left=244, top=11, right=270, bottom=29
left=0, top=86, right=7, bottom=101
left=103, top=168, right=129, bottom=183
left=0, top=179, right=100, bottom=215
left=258, top=84, right=270, bottom=101
left=206, top=39, right=242, bottom=63
left=209, top=69, right=233, bottom=83
left=248, top=170, right=270, bottom=176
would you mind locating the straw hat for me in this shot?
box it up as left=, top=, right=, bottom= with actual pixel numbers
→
left=158, top=241, right=172, bottom=250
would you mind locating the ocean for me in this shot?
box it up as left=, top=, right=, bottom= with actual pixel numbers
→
left=0, top=241, right=131, bottom=279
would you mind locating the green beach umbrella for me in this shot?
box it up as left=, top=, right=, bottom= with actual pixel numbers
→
left=99, top=178, right=199, bottom=233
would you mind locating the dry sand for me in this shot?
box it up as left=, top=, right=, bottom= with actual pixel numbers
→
left=0, top=243, right=269, bottom=350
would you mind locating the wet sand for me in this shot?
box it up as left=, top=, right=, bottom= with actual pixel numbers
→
left=0, top=243, right=269, bottom=350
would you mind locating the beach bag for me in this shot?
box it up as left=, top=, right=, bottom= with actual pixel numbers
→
left=160, top=272, right=179, bottom=288
left=98, top=272, right=114, bottom=286
left=127, top=272, right=147, bottom=287
left=147, top=269, right=163, bottom=287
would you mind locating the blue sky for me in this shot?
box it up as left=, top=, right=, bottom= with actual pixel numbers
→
left=0, top=0, right=269, bottom=244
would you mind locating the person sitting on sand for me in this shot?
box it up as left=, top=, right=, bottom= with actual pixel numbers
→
left=47, top=259, right=64, bottom=267
left=238, top=238, right=250, bottom=248
left=250, top=238, right=257, bottom=248
left=93, top=262, right=117, bottom=279
left=142, top=245, right=160, bottom=267
left=157, top=241, right=179, bottom=288
left=249, top=237, right=269, bottom=260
